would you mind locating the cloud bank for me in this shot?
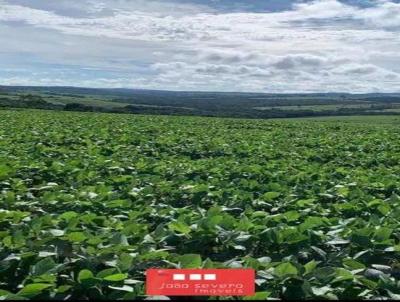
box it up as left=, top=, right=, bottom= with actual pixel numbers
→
left=0, top=0, right=399, bottom=92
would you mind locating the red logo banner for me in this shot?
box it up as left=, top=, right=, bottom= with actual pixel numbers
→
left=146, top=269, right=255, bottom=296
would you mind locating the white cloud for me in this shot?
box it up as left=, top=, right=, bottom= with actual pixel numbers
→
left=359, top=0, right=400, bottom=29
left=0, top=0, right=399, bottom=92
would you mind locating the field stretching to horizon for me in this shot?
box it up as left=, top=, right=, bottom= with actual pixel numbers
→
left=1, top=109, right=400, bottom=300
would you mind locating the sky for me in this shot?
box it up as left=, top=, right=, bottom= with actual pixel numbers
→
left=0, top=0, right=400, bottom=93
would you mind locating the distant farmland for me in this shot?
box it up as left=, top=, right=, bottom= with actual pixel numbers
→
left=1, top=86, right=400, bottom=119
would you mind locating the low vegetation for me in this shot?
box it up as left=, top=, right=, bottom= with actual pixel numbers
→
left=0, top=110, right=400, bottom=300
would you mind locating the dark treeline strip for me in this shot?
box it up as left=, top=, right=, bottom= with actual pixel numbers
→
left=1, top=90, right=400, bottom=119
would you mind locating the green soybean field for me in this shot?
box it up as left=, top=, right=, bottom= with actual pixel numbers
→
left=1, top=109, right=400, bottom=300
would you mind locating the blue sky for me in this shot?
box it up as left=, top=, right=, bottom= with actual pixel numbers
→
left=0, top=0, right=399, bottom=92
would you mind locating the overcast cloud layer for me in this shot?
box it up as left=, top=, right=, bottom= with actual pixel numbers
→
left=1, top=0, right=400, bottom=93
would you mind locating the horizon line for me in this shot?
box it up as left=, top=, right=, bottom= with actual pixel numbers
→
left=1, top=84, right=400, bottom=96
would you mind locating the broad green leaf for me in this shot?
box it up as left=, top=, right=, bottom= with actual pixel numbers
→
left=78, top=269, right=94, bottom=282
left=18, top=284, right=52, bottom=298
left=274, top=263, right=298, bottom=278
left=31, top=258, right=56, bottom=276
left=333, top=268, right=354, bottom=282
left=67, top=232, right=86, bottom=243
left=374, top=227, right=393, bottom=242
left=342, top=258, right=366, bottom=270
left=283, top=211, right=300, bottom=222
left=103, top=273, right=128, bottom=282
left=304, top=260, right=319, bottom=275
left=263, top=192, right=280, bottom=201
left=168, top=221, right=191, bottom=234
left=178, top=254, right=202, bottom=268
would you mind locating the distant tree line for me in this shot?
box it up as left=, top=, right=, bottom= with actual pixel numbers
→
left=0, top=94, right=62, bottom=110
left=1, top=93, right=400, bottom=120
